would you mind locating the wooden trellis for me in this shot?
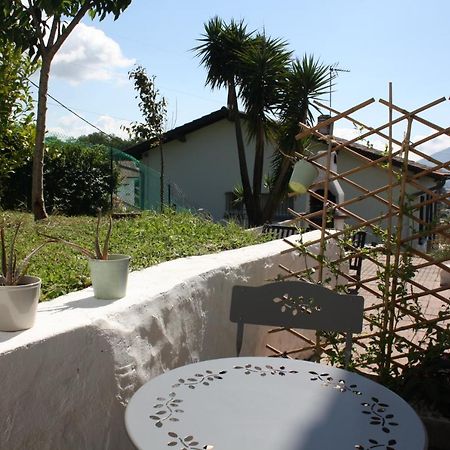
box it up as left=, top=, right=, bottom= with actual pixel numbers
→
left=268, top=86, right=450, bottom=380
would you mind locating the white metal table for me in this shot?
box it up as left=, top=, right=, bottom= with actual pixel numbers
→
left=125, top=357, right=427, bottom=450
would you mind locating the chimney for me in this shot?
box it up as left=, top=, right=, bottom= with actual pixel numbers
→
left=317, top=114, right=334, bottom=136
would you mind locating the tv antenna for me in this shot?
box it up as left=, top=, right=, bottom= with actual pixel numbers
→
left=329, top=65, right=350, bottom=109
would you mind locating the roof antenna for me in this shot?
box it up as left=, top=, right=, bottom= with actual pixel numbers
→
left=329, top=65, right=350, bottom=109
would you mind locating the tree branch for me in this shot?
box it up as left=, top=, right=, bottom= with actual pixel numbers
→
left=49, top=0, right=94, bottom=58
left=47, top=14, right=59, bottom=48
left=22, top=0, right=46, bottom=51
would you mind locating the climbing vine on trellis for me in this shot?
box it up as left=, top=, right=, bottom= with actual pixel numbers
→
left=268, top=89, right=450, bottom=387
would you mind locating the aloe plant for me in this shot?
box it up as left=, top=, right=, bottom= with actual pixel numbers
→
left=0, top=221, right=53, bottom=286
left=43, top=214, right=113, bottom=260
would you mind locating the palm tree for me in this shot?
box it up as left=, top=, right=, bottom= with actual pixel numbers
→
left=194, top=18, right=257, bottom=224
left=262, top=55, right=333, bottom=222
left=237, top=33, right=291, bottom=224
left=196, top=19, right=333, bottom=226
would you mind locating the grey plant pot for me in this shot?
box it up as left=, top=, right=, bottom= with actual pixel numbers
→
left=88, top=254, right=130, bottom=300
left=0, top=276, right=41, bottom=331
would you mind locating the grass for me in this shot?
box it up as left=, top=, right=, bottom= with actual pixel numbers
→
left=1, top=210, right=268, bottom=301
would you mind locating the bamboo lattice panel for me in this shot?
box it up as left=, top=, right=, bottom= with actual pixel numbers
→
left=270, top=91, right=450, bottom=380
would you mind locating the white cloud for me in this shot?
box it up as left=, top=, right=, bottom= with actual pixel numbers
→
left=410, top=134, right=450, bottom=161
left=96, top=115, right=131, bottom=138
left=47, top=114, right=131, bottom=139
left=334, top=126, right=450, bottom=163
left=52, top=23, right=134, bottom=84
left=333, top=126, right=389, bottom=152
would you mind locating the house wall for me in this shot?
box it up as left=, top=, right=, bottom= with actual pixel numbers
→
left=143, top=118, right=277, bottom=220
left=141, top=120, right=440, bottom=236
left=336, top=148, right=439, bottom=246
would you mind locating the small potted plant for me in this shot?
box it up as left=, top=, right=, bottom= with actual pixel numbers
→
left=46, top=214, right=130, bottom=300
left=0, top=221, right=53, bottom=331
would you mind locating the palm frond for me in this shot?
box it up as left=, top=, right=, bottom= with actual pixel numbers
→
left=237, top=33, right=291, bottom=139
left=275, top=54, right=334, bottom=154
left=193, top=17, right=253, bottom=91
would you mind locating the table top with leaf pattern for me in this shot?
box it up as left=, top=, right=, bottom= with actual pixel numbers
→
left=125, top=357, right=427, bottom=450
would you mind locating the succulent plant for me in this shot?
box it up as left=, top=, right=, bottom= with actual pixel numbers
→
left=42, top=213, right=113, bottom=260
left=0, top=221, right=53, bottom=286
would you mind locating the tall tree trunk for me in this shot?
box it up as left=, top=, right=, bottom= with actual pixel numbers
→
left=252, top=120, right=265, bottom=225
left=32, top=54, right=52, bottom=220
left=262, top=133, right=306, bottom=223
left=262, top=153, right=292, bottom=223
left=29, top=6, right=90, bottom=221
left=228, top=82, right=257, bottom=226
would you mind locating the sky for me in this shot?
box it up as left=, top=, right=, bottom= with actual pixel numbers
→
left=35, top=0, right=450, bottom=161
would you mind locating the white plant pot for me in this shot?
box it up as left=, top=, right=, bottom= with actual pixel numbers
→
left=289, top=159, right=319, bottom=194
left=0, top=276, right=41, bottom=332
left=88, top=254, right=130, bottom=300
left=440, top=262, right=450, bottom=287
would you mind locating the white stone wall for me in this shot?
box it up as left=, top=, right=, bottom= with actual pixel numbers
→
left=0, top=232, right=337, bottom=450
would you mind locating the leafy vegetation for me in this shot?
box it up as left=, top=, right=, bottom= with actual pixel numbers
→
left=0, top=211, right=268, bottom=300
left=43, top=213, right=114, bottom=260
left=124, top=66, right=167, bottom=211
left=76, top=132, right=139, bottom=151
left=0, top=0, right=132, bottom=220
left=1, top=136, right=119, bottom=215
left=0, top=40, right=36, bottom=199
left=194, top=18, right=333, bottom=225
left=292, top=222, right=450, bottom=416
left=0, top=220, right=54, bottom=286
left=389, top=333, right=450, bottom=418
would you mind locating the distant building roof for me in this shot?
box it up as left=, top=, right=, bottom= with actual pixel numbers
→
left=330, top=136, right=448, bottom=181
left=125, top=107, right=448, bottom=182
left=125, top=107, right=233, bottom=158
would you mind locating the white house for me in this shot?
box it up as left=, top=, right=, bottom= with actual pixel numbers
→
left=305, top=118, right=448, bottom=247
left=126, top=107, right=290, bottom=221
left=126, top=108, right=448, bottom=246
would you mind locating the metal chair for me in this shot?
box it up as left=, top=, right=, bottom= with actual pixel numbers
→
left=230, top=281, right=364, bottom=367
left=348, top=231, right=367, bottom=293
left=262, top=224, right=297, bottom=240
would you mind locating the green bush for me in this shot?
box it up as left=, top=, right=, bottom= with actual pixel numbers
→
left=44, top=138, right=119, bottom=215
left=0, top=123, right=33, bottom=202
left=1, top=137, right=119, bottom=215
left=0, top=42, right=36, bottom=200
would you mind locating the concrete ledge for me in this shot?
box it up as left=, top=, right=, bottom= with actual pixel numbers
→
left=0, top=230, right=338, bottom=450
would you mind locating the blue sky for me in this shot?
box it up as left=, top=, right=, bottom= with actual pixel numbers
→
left=37, top=0, right=450, bottom=158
